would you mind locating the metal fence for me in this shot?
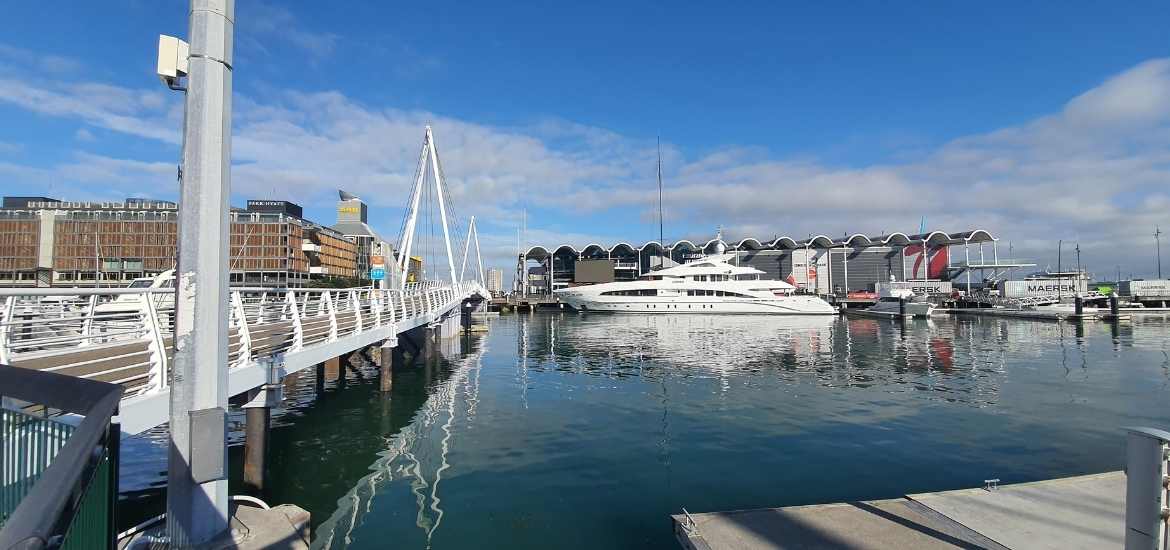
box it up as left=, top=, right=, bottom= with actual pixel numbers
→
left=0, top=365, right=122, bottom=550
left=1, top=411, right=76, bottom=527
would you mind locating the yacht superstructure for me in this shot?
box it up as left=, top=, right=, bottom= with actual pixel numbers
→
left=554, top=254, right=836, bottom=314
left=855, top=287, right=934, bottom=318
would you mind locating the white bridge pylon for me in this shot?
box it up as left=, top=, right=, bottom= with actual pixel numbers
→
left=396, top=125, right=486, bottom=292
left=460, top=216, right=485, bottom=287
left=398, top=125, right=456, bottom=290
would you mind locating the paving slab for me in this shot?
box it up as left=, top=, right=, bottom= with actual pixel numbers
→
left=672, top=498, right=1004, bottom=550
left=672, top=472, right=1125, bottom=550
left=908, top=472, right=1124, bottom=550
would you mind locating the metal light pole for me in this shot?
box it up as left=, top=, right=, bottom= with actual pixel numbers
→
left=167, top=0, right=234, bottom=545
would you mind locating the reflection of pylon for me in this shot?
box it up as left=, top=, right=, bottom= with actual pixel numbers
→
left=397, top=126, right=458, bottom=290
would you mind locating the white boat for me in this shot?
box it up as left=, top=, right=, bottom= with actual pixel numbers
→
left=93, top=270, right=174, bottom=314
left=853, top=288, right=934, bottom=318
left=554, top=254, right=837, bottom=315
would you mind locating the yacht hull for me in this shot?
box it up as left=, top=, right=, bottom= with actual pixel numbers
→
left=558, top=295, right=837, bottom=315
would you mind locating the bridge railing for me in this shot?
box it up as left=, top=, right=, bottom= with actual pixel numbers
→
left=0, top=281, right=487, bottom=403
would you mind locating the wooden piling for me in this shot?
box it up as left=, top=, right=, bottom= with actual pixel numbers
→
left=380, top=342, right=394, bottom=393
left=243, top=405, right=270, bottom=492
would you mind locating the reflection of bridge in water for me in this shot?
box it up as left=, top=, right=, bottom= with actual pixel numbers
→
left=312, top=334, right=487, bottom=549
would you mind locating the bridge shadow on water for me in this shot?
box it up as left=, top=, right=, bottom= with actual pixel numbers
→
left=116, top=330, right=484, bottom=535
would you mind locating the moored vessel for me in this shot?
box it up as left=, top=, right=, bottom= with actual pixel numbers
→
left=554, top=254, right=836, bottom=315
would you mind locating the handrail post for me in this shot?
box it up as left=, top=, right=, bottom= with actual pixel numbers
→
left=79, top=294, right=98, bottom=348
left=285, top=291, right=303, bottom=352
left=0, top=296, right=14, bottom=364
left=324, top=290, right=339, bottom=342
left=140, top=290, right=170, bottom=395
left=371, top=290, right=382, bottom=328
left=350, top=289, right=362, bottom=334
left=230, top=291, right=252, bottom=369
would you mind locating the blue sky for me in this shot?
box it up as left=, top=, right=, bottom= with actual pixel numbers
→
left=1, top=1, right=1169, bottom=279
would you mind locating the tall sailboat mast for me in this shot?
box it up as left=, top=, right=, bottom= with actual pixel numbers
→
left=657, top=136, right=664, bottom=244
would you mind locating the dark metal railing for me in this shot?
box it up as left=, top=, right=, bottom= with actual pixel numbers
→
left=0, top=365, right=122, bottom=550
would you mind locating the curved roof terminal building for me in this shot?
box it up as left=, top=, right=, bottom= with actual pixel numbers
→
left=518, top=229, right=1007, bottom=296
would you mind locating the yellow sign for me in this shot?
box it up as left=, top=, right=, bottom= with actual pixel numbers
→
left=338, top=206, right=360, bottom=214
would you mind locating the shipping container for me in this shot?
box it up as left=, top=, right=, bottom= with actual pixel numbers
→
left=875, top=281, right=953, bottom=295
left=1119, top=279, right=1170, bottom=298
left=998, top=279, right=1088, bottom=298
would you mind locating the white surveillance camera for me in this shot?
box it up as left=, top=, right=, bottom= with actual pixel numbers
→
left=157, top=35, right=189, bottom=90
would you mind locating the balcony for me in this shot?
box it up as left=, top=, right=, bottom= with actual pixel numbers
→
left=302, top=240, right=320, bottom=253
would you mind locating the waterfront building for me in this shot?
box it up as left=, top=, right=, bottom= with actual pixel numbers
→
left=0, top=196, right=358, bottom=287
left=485, top=267, right=504, bottom=295
left=520, top=230, right=1007, bottom=295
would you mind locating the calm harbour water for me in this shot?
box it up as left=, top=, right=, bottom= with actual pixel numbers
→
left=120, top=312, right=1170, bottom=549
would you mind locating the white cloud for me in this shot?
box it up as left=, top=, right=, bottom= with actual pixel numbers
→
left=0, top=43, right=83, bottom=75
left=241, top=2, right=339, bottom=60
left=0, top=140, right=23, bottom=154
left=0, top=46, right=1168, bottom=276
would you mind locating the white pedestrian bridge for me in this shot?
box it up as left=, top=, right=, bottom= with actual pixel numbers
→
left=0, top=280, right=488, bottom=435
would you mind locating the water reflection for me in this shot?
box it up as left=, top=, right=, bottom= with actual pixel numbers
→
left=313, top=334, right=487, bottom=549
left=312, top=313, right=1170, bottom=550
left=511, top=313, right=1022, bottom=407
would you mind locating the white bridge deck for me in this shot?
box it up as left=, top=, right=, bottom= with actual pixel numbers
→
left=0, top=281, right=487, bottom=434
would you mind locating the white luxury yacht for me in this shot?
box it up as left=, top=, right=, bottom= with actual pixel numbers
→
left=554, top=254, right=837, bottom=315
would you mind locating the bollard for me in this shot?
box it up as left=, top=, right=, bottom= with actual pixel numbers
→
left=898, top=297, right=906, bottom=318
left=1074, top=295, right=1084, bottom=316
left=1123, top=427, right=1169, bottom=550
left=1110, top=292, right=1120, bottom=316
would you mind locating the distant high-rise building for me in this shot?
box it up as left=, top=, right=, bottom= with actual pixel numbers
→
left=330, top=189, right=393, bottom=286
left=485, top=267, right=504, bottom=295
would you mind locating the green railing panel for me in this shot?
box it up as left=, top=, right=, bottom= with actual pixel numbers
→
left=60, top=451, right=110, bottom=550
left=0, top=409, right=76, bottom=528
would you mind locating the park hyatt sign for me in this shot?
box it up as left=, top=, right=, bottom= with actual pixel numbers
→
left=246, top=200, right=303, bottom=218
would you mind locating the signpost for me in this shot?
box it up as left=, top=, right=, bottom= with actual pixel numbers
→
left=371, top=254, right=386, bottom=283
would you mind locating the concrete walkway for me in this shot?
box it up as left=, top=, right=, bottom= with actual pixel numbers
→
left=672, top=472, right=1124, bottom=550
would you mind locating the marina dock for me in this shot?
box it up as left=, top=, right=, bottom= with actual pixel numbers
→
left=672, top=472, right=1125, bottom=550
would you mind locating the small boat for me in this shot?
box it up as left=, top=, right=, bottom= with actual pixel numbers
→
left=850, top=288, right=934, bottom=318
